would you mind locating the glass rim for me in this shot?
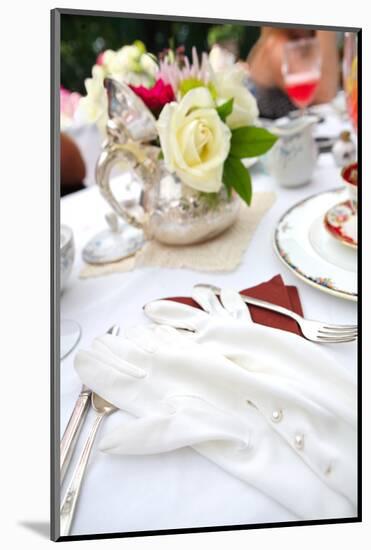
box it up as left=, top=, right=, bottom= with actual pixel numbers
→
left=283, top=36, right=320, bottom=51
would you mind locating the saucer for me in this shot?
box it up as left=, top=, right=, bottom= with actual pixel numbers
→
left=274, top=188, right=357, bottom=301
left=324, top=200, right=357, bottom=249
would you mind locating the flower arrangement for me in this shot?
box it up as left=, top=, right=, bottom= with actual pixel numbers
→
left=81, top=44, right=277, bottom=205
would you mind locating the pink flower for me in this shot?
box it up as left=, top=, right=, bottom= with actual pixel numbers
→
left=130, top=79, right=175, bottom=117
left=158, top=47, right=212, bottom=94
left=96, top=52, right=105, bottom=66
left=60, top=86, right=81, bottom=119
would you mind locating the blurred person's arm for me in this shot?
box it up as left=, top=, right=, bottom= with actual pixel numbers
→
left=312, top=31, right=339, bottom=104
left=247, top=32, right=286, bottom=89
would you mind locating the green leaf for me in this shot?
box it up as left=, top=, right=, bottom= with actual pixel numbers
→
left=223, top=156, right=252, bottom=206
left=179, top=78, right=205, bottom=98
left=179, top=78, right=217, bottom=101
left=230, top=126, right=278, bottom=158
left=222, top=166, right=233, bottom=199
left=224, top=178, right=232, bottom=199
left=198, top=192, right=220, bottom=209
left=207, top=82, right=218, bottom=101
left=216, top=98, right=234, bottom=122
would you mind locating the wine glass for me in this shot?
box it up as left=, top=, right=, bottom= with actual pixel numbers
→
left=282, top=37, right=322, bottom=114
left=60, top=319, right=81, bottom=360
left=342, top=32, right=358, bottom=131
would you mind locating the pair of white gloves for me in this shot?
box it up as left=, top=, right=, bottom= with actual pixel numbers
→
left=74, top=287, right=357, bottom=520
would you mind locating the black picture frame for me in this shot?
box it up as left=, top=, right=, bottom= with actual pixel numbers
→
left=51, top=8, right=362, bottom=542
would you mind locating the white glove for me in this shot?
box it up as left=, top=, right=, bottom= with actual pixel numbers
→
left=144, top=287, right=357, bottom=503
left=144, top=287, right=355, bottom=415
left=74, top=324, right=356, bottom=520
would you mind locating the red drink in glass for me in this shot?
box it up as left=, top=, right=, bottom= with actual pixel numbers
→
left=343, top=33, right=358, bottom=131
left=284, top=71, right=320, bottom=109
left=346, top=88, right=358, bottom=130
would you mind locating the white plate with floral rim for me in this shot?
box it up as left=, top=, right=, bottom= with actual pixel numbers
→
left=273, top=188, right=357, bottom=301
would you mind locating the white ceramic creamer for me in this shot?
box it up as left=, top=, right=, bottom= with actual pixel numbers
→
left=266, top=115, right=318, bottom=187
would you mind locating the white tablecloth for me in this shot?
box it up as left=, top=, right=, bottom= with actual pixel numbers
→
left=60, top=106, right=357, bottom=536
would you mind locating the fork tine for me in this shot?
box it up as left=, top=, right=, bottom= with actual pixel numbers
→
left=321, top=324, right=357, bottom=331
left=316, top=339, right=356, bottom=344
left=316, top=335, right=357, bottom=343
left=317, top=333, right=357, bottom=339
left=318, top=334, right=357, bottom=341
left=318, top=329, right=357, bottom=337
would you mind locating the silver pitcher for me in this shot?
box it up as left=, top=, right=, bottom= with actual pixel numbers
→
left=95, top=78, right=240, bottom=246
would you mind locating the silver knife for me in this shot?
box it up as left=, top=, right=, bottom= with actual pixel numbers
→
left=60, top=324, right=120, bottom=483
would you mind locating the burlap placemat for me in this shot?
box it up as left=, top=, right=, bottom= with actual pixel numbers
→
left=80, top=191, right=276, bottom=278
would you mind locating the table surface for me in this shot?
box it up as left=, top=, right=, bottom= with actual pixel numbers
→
left=60, top=105, right=357, bottom=536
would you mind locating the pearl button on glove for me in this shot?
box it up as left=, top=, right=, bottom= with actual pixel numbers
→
left=74, top=322, right=356, bottom=520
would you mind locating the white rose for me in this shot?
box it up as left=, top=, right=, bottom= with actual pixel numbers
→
left=140, top=53, right=158, bottom=77
left=102, top=46, right=157, bottom=86
left=116, top=45, right=141, bottom=72
left=208, top=44, right=235, bottom=73
left=102, top=45, right=140, bottom=77
left=80, top=64, right=108, bottom=134
left=101, top=49, right=116, bottom=70
left=214, top=66, right=259, bottom=129
left=157, top=87, right=231, bottom=193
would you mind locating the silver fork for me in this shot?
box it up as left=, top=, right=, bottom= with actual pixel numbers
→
left=195, top=284, right=357, bottom=343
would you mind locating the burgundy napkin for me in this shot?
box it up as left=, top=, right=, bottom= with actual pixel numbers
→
left=167, top=275, right=303, bottom=336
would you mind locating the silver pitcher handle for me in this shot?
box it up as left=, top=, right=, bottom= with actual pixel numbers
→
left=96, top=77, right=160, bottom=231
left=95, top=141, right=157, bottom=229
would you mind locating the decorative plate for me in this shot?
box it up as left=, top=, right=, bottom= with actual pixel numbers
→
left=324, top=200, right=357, bottom=249
left=274, top=188, right=357, bottom=301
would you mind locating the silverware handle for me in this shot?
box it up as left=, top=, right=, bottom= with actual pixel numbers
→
left=60, top=324, right=120, bottom=484
left=237, top=293, right=301, bottom=323
left=60, top=412, right=105, bottom=536
left=60, top=392, right=90, bottom=483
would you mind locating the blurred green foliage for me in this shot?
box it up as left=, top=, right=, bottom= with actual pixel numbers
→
left=61, top=14, right=260, bottom=94
left=207, top=24, right=246, bottom=48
